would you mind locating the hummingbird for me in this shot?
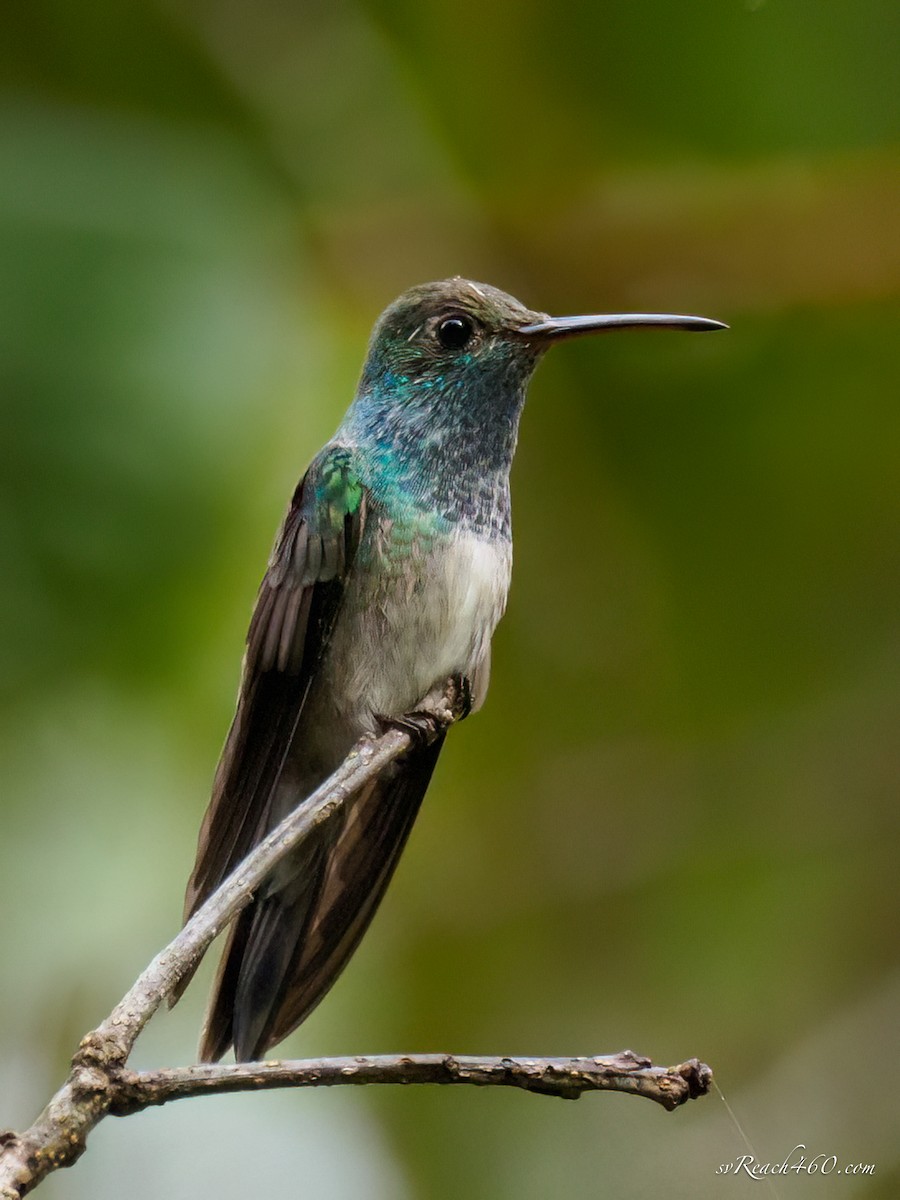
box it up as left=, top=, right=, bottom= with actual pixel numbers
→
left=178, top=278, right=725, bottom=1062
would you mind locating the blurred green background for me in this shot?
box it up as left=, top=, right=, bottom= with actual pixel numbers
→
left=1, top=0, right=898, bottom=1196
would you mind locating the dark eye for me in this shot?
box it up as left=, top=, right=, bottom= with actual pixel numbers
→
left=437, top=315, right=473, bottom=350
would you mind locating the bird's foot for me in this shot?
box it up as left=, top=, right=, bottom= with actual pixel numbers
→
left=381, top=709, right=443, bottom=747
left=376, top=675, right=472, bottom=747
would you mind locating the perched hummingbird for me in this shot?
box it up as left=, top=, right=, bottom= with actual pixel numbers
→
left=179, top=278, right=725, bottom=1062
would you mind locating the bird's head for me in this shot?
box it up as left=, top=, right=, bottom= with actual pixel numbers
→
left=347, top=277, right=725, bottom=486
left=360, top=276, right=725, bottom=398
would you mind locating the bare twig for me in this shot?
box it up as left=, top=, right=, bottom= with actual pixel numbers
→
left=111, top=1052, right=711, bottom=1113
left=0, top=691, right=711, bottom=1199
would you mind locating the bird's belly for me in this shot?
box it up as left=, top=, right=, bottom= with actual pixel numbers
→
left=324, top=530, right=511, bottom=726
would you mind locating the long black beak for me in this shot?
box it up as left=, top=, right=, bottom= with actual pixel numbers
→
left=518, top=312, right=728, bottom=339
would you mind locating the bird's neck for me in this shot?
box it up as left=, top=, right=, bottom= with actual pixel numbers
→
left=339, top=372, right=527, bottom=538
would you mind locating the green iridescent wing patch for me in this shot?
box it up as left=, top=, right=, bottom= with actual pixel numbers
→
left=252, top=445, right=366, bottom=669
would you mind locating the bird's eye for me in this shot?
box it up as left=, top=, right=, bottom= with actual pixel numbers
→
left=437, top=315, right=474, bottom=350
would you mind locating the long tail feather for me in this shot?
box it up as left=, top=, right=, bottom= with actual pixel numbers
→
left=200, top=733, right=445, bottom=1062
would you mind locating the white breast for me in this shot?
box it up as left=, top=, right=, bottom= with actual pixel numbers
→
left=329, top=530, right=512, bottom=725
left=434, top=533, right=511, bottom=678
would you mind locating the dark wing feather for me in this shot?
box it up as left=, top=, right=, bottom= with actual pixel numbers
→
left=172, top=447, right=365, bottom=1004
left=232, top=732, right=446, bottom=1059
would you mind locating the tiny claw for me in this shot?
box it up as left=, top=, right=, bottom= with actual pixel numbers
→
left=448, top=674, right=473, bottom=720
